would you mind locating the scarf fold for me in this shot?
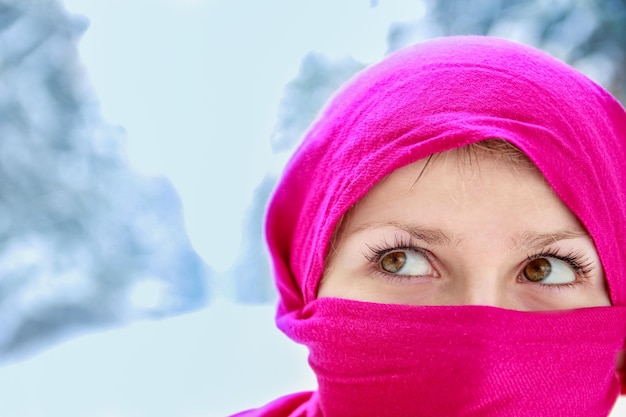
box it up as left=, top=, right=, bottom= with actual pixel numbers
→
left=280, top=299, right=626, bottom=417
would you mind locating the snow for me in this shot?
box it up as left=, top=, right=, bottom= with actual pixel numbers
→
left=0, top=297, right=315, bottom=417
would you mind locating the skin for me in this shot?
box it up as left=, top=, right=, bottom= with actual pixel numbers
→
left=318, top=148, right=611, bottom=311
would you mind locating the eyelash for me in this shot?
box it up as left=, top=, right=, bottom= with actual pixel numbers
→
left=363, top=236, right=595, bottom=287
left=364, top=235, right=435, bottom=280
left=524, top=248, right=593, bottom=288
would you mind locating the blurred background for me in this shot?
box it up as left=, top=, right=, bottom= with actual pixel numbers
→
left=0, top=0, right=624, bottom=416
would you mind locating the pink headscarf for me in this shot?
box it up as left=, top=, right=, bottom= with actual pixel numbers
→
left=238, top=36, right=626, bottom=416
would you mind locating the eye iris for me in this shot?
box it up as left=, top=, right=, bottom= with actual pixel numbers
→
left=381, top=251, right=406, bottom=273
left=524, top=258, right=552, bottom=282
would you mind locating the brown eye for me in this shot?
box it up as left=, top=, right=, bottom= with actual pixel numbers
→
left=381, top=251, right=406, bottom=273
left=523, top=258, right=552, bottom=282
left=378, top=250, right=432, bottom=276
left=522, top=257, right=578, bottom=285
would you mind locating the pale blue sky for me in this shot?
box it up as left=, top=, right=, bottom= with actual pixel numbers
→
left=62, top=0, right=424, bottom=275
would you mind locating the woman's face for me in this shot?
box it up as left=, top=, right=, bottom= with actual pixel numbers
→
left=318, top=148, right=611, bottom=311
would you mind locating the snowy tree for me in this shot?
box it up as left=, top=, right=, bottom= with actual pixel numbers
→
left=405, top=0, right=626, bottom=101
left=0, top=0, right=211, bottom=362
left=229, top=53, right=365, bottom=303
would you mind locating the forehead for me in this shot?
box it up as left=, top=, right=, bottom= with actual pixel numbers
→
left=342, top=146, right=581, bottom=235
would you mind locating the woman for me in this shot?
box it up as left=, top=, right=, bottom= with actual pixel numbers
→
left=234, top=36, right=626, bottom=416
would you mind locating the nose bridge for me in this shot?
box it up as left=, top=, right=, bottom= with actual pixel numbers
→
left=448, top=229, right=513, bottom=308
left=455, top=266, right=507, bottom=307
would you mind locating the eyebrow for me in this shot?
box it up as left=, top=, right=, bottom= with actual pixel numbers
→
left=350, top=221, right=457, bottom=246
left=350, top=221, right=589, bottom=250
left=510, top=229, right=590, bottom=251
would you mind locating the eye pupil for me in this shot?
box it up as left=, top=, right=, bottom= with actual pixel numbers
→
left=524, top=258, right=552, bottom=282
left=381, top=251, right=406, bottom=273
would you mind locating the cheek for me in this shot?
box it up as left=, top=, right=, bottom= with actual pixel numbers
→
left=319, top=276, right=611, bottom=310
left=318, top=267, right=440, bottom=305
left=508, top=286, right=610, bottom=311
left=318, top=255, right=373, bottom=300
left=318, top=243, right=443, bottom=305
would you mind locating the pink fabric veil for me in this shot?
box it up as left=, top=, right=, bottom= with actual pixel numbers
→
left=267, top=35, right=626, bottom=313
left=260, top=35, right=626, bottom=414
